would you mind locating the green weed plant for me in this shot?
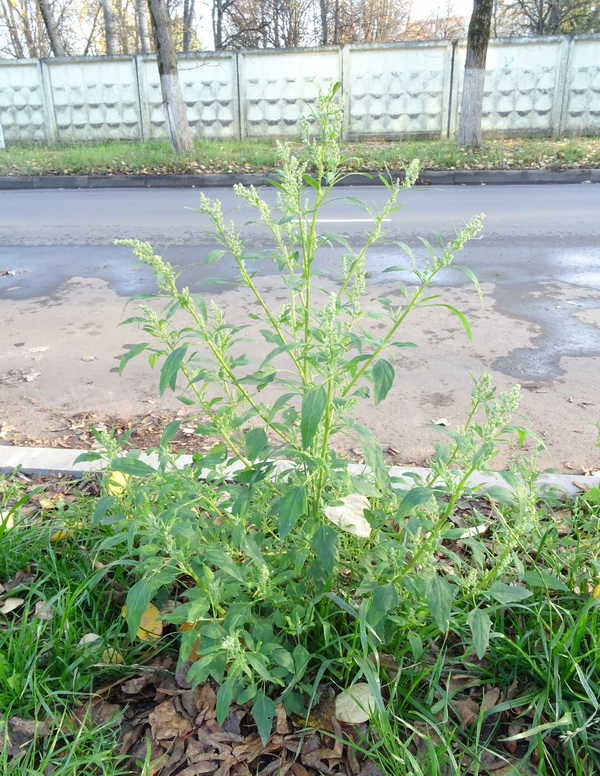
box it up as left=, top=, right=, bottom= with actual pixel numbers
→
left=66, top=85, right=600, bottom=771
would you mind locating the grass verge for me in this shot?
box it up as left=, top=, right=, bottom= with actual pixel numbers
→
left=1, top=465, right=599, bottom=776
left=1, top=136, right=600, bottom=177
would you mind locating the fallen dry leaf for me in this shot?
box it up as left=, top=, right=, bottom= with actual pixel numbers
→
left=0, top=597, right=25, bottom=614
left=335, top=683, right=375, bottom=723
left=149, top=699, right=192, bottom=740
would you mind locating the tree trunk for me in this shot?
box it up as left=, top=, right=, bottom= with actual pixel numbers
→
left=136, top=0, right=152, bottom=52
left=147, top=0, right=194, bottom=153
left=319, top=0, right=328, bottom=44
left=100, top=0, right=118, bottom=55
left=213, top=0, right=223, bottom=48
left=0, top=0, right=25, bottom=58
left=183, top=0, right=194, bottom=51
left=36, top=0, right=66, bottom=56
left=456, top=0, right=493, bottom=149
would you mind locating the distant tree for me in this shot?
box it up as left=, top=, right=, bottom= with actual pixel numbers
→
left=495, top=0, right=600, bottom=35
left=147, top=0, right=194, bottom=152
left=457, top=0, right=493, bottom=148
left=100, top=0, right=118, bottom=54
left=136, top=0, right=152, bottom=51
left=36, top=0, right=66, bottom=55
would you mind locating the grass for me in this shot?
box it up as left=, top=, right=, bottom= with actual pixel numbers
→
left=1, top=136, right=600, bottom=177
left=2, top=467, right=599, bottom=776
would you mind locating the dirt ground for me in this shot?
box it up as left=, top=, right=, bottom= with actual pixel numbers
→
left=1, top=272, right=599, bottom=475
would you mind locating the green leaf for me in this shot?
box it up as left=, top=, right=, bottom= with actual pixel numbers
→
left=119, top=342, right=149, bottom=375
left=252, top=691, right=277, bottom=745
left=366, top=584, right=399, bottom=629
left=205, top=249, right=226, bottom=265
left=204, top=549, right=244, bottom=582
left=427, top=574, right=454, bottom=632
left=312, top=523, right=338, bottom=571
left=467, top=608, right=491, bottom=659
left=344, top=196, right=375, bottom=218
left=301, top=385, right=326, bottom=450
left=353, top=423, right=392, bottom=495
left=372, top=358, right=395, bottom=405
left=273, top=485, right=307, bottom=540
left=159, top=346, right=188, bottom=396
left=395, top=487, right=437, bottom=520
left=216, top=676, right=237, bottom=725
left=160, top=420, right=181, bottom=447
left=245, top=428, right=269, bottom=461
left=111, top=457, right=156, bottom=477
left=522, top=569, right=568, bottom=592
left=124, top=578, right=153, bottom=639
left=487, top=582, right=533, bottom=604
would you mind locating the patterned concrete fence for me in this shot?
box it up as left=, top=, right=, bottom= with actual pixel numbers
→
left=1, top=34, right=599, bottom=145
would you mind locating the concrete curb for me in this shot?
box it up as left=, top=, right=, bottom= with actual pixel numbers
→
left=1, top=445, right=598, bottom=498
left=1, top=169, right=599, bottom=190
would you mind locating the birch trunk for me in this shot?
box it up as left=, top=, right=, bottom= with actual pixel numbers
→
left=456, top=0, right=493, bottom=149
left=147, top=0, right=194, bottom=153
left=36, top=0, right=66, bottom=56
left=100, top=0, right=118, bottom=55
left=136, top=0, right=152, bottom=53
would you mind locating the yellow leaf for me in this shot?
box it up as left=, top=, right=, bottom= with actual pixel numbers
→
left=593, top=584, right=600, bottom=599
left=121, top=603, right=163, bottom=641
left=107, top=471, right=130, bottom=496
left=50, top=522, right=83, bottom=542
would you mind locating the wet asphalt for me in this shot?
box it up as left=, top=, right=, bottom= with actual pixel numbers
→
left=1, top=184, right=600, bottom=382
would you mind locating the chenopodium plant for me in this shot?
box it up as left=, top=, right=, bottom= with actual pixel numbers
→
left=112, top=83, right=491, bottom=737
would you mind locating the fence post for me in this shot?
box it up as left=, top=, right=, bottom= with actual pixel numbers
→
left=37, top=59, right=57, bottom=145
left=340, top=45, right=349, bottom=141
left=554, top=36, right=573, bottom=137
left=133, top=55, right=146, bottom=143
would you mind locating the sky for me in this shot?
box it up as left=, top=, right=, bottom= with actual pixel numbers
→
left=416, top=0, right=474, bottom=19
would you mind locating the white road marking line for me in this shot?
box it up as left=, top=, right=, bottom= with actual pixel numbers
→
left=315, top=218, right=392, bottom=223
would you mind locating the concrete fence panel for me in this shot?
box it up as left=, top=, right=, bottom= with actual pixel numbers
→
left=0, top=60, right=46, bottom=143
left=346, top=41, right=452, bottom=139
left=451, top=36, right=566, bottom=137
left=563, top=36, right=600, bottom=134
left=239, top=48, right=341, bottom=139
left=1, top=34, right=600, bottom=145
left=137, top=52, right=238, bottom=141
left=46, top=56, right=141, bottom=143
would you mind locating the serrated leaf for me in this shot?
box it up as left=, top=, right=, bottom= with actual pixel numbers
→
left=522, top=569, right=568, bottom=592
left=252, top=691, right=277, bottom=744
left=273, top=485, right=307, bottom=540
left=301, top=385, right=326, bottom=450
left=312, top=523, right=337, bottom=570
left=487, top=582, right=533, bottom=604
left=245, top=427, right=269, bottom=461
left=372, top=358, right=395, bottom=405
left=395, top=487, right=437, bottom=519
left=467, top=607, right=491, bottom=659
left=427, top=574, right=454, bottom=632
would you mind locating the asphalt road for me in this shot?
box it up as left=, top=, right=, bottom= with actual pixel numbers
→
left=1, top=184, right=599, bottom=470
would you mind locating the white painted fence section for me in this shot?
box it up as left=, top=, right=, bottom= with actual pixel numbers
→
left=0, top=35, right=599, bottom=145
